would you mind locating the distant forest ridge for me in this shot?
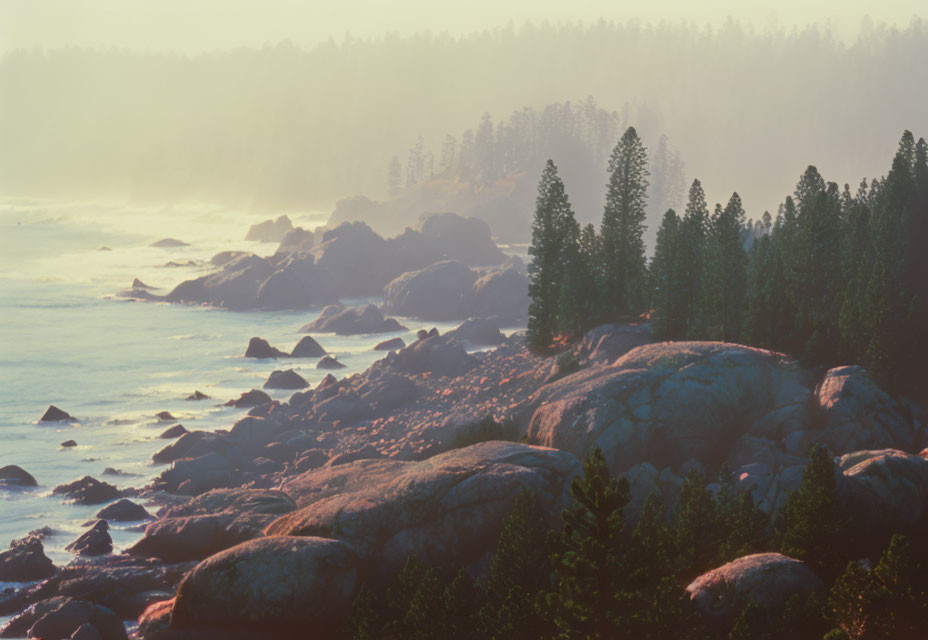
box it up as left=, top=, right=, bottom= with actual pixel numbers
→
left=0, top=20, right=925, bottom=220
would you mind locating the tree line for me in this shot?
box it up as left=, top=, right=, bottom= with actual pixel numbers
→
left=528, top=129, right=928, bottom=391
left=347, top=444, right=928, bottom=639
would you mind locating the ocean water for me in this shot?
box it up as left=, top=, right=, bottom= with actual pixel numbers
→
left=0, top=199, right=467, bottom=596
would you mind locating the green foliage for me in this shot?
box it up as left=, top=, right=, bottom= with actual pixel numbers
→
left=674, top=468, right=721, bottom=576
left=698, top=193, right=748, bottom=341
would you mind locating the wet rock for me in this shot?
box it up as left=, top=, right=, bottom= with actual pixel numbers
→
left=445, top=317, right=505, bottom=346
left=132, top=278, right=154, bottom=290
left=158, top=424, right=187, bottom=439
left=185, top=390, right=210, bottom=401
left=155, top=411, right=176, bottom=422
left=373, top=337, right=405, bottom=351
left=70, top=623, right=103, bottom=640
left=40, top=405, right=76, bottom=422
left=269, top=442, right=580, bottom=580
left=150, top=238, right=188, bottom=247
left=224, top=389, right=272, bottom=408
left=154, top=453, right=234, bottom=495
left=383, top=260, right=477, bottom=321
left=316, top=356, right=345, bottom=370
left=152, top=430, right=228, bottom=466
left=289, top=336, right=326, bottom=358
left=52, top=477, right=121, bottom=505
left=0, top=532, right=56, bottom=581
left=686, top=553, right=823, bottom=619
left=61, top=440, right=78, bottom=448
left=263, top=369, right=308, bottom=390
left=244, top=337, right=288, bottom=359
left=170, top=537, right=358, bottom=632
left=0, top=464, right=38, bottom=489
left=300, top=304, right=406, bottom=335
left=245, top=215, right=293, bottom=243
left=65, top=521, right=112, bottom=557
left=95, top=499, right=152, bottom=522
left=27, top=598, right=128, bottom=640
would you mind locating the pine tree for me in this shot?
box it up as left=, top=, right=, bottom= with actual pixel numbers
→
left=698, top=193, right=747, bottom=341
left=547, top=447, right=632, bottom=639
left=601, top=126, right=650, bottom=318
left=387, top=155, right=403, bottom=195
left=556, top=201, right=587, bottom=338
left=680, top=179, right=709, bottom=335
left=527, top=160, right=573, bottom=350
left=673, top=468, right=720, bottom=576
left=650, top=209, right=687, bottom=338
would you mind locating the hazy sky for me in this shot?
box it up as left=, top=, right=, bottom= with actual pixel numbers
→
left=1, top=0, right=924, bottom=53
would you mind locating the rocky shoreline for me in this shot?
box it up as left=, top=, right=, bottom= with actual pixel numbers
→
left=2, top=317, right=927, bottom=639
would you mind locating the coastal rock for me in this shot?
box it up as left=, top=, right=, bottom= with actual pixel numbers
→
left=224, top=389, right=272, bottom=408
left=571, top=322, right=654, bottom=365
left=152, top=431, right=227, bottom=465
left=307, top=370, right=420, bottom=426
left=185, top=390, right=210, bottom=401
left=316, top=356, right=345, bottom=370
left=170, top=537, right=358, bottom=633
left=61, top=440, right=78, bottom=448
left=254, top=253, right=338, bottom=310
left=383, top=260, right=477, bottom=321
left=155, top=412, right=176, bottom=421
left=65, top=521, right=112, bottom=557
left=445, top=317, right=505, bottom=346
left=686, top=553, right=823, bottom=619
left=373, top=337, right=405, bottom=351
left=275, top=227, right=315, bottom=255
left=95, top=499, right=152, bottom=522
left=310, top=221, right=396, bottom=297
left=166, top=254, right=272, bottom=310
left=263, top=369, right=308, bottom=390
left=26, top=598, right=127, bottom=640
left=300, top=304, right=406, bottom=335
left=40, top=405, right=76, bottom=422
left=379, top=334, right=477, bottom=377
left=132, top=278, right=154, bottom=290
left=52, top=477, right=121, bottom=505
left=289, top=336, right=326, bottom=358
left=463, top=262, right=530, bottom=321
left=0, top=465, right=38, bottom=489
left=245, top=215, right=293, bottom=243
left=210, top=251, right=249, bottom=267
left=150, top=238, right=188, bottom=248
left=0, top=533, right=56, bottom=582
left=70, top=623, right=103, bottom=640
left=244, top=337, right=288, bottom=359
left=267, top=441, right=580, bottom=579
left=158, top=424, right=188, bottom=439
left=153, top=452, right=234, bottom=495
left=418, top=212, right=506, bottom=266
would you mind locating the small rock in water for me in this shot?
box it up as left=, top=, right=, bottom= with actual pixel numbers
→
left=101, top=467, right=135, bottom=477
left=244, top=337, right=289, bottom=359
left=98, top=246, right=112, bottom=251
left=61, top=440, right=78, bottom=448
left=0, top=464, right=38, bottom=488
left=224, top=389, right=272, bottom=408
left=159, top=424, right=188, bottom=439
left=52, top=476, right=122, bottom=505
left=185, top=390, right=210, bottom=401
left=290, top=335, right=327, bottom=358
left=150, top=237, right=189, bottom=247
left=263, top=369, right=309, bottom=389
left=0, top=531, right=56, bottom=581
left=155, top=411, right=176, bottom=421
left=131, top=277, right=154, bottom=290
left=317, top=355, right=346, bottom=370
left=65, top=520, right=112, bottom=557
left=40, top=405, right=76, bottom=422
left=95, top=498, right=152, bottom=522
left=374, top=337, right=406, bottom=351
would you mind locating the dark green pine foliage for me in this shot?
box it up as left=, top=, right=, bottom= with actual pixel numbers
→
left=743, top=232, right=780, bottom=348
left=601, top=126, right=650, bottom=319
left=673, top=468, right=721, bottom=577
left=698, top=193, right=748, bottom=342
left=527, top=159, right=573, bottom=350
left=837, top=179, right=873, bottom=363
left=680, top=179, right=710, bottom=336
left=556, top=203, right=589, bottom=339
left=715, top=465, right=769, bottom=563
left=547, top=446, right=632, bottom=639
left=650, top=209, right=689, bottom=338
left=479, top=491, right=556, bottom=639
left=775, top=443, right=845, bottom=578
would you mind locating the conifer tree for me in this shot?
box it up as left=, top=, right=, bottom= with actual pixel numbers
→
left=601, top=126, right=650, bottom=318
left=650, top=209, right=687, bottom=338
left=387, top=155, right=403, bottom=195
left=680, top=179, right=709, bottom=335
left=673, top=468, right=720, bottom=576
left=698, top=193, right=747, bottom=341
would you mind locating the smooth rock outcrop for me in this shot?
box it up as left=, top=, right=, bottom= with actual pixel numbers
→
left=224, top=389, right=272, bottom=408
left=268, top=441, right=580, bottom=579
left=95, top=499, right=152, bottom=522
left=185, top=390, right=210, bottom=401
left=686, top=553, right=823, bottom=618
left=158, top=424, right=187, bottom=439
left=417, top=212, right=506, bottom=266
left=383, top=260, right=478, bottom=321
left=40, top=405, right=76, bottom=422
left=150, top=238, right=188, bottom=248
left=463, top=261, right=530, bottom=320
left=52, top=477, right=121, bottom=505
left=445, top=317, right=506, bottom=346
left=0, top=465, right=38, bottom=489
left=316, top=356, right=346, bottom=370
left=263, top=369, right=308, bottom=390
left=378, top=334, right=477, bottom=377
left=244, top=337, right=288, bottom=359
left=373, top=337, right=405, bottom=351
left=245, top=215, right=293, bottom=243
left=26, top=598, right=127, bottom=640
left=170, top=537, right=358, bottom=633
left=0, top=533, right=56, bottom=582
left=300, top=304, right=406, bottom=335
left=65, top=521, right=112, bottom=557
left=289, top=336, right=326, bottom=358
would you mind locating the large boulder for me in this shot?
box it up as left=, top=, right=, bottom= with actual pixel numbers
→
left=254, top=252, right=338, bottom=310
left=95, top=499, right=152, bottom=522
left=65, top=521, right=112, bottom=557
left=445, top=318, right=505, bottom=346
left=0, top=464, right=38, bottom=489
left=170, top=537, right=358, bottom=633
left=686, top=553, right=823, bottom=619
left=263, top=369, right=308, bottom=390
left=417, top=212, right=506, bottom=266
left=224, top=389, right=272, bottom=409
left=40, top=405, right=76, bottom=422
left=311, top=221, right=394, bottom=297
left=305, top=370, right=421, bottom=426
left=245, top=215, right=293, bottom=243
left=463, top=262, right=530, bottom=320
left=166, top=254, right=271, bottom=310
left=526, top=342, right=922, bottom=506
left=383, top=260, right=477, bottom=321
left=571, top=322, right=654, bottom=365
left=378, top=334, right=477, bottom=377
left=289, top=336, right=326, bottom=358
left=300, top=304, right=406, bottom=335
left=244, top=337, right=288, bottom=359
left=26, top=598, right=128, bottom=640
left=0, top=532, right=56, bottom=581
left=52, top=477, right=121, bottom=505
left=373, top=337, right=405, bottom=351
left=274, top=227, right=315, bottom=256
left=266, top=441, right=580, bottom=580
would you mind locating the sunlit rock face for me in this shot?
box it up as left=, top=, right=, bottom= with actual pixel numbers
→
left=266, top=441, right=580, bottom=582
left=527, top=341, right=924, bottom=513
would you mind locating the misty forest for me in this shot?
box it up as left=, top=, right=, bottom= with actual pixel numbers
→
left=1, top=7, right=928, bottom=640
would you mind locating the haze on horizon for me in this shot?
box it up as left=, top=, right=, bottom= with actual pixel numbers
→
left=1, top=0, right=926, bottom=244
